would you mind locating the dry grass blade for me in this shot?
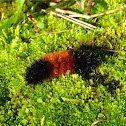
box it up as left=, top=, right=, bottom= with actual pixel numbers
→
left=51, top=10, right=96, bottom=30
left=81, top=0, right=85, bottom=11
left=55, top=8, right=91, bottom=19
left=91, top=119, right=107, bottom=126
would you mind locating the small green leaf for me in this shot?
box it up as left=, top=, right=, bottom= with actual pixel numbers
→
left=36, top=22, right=44, bottom=29
left=37, top=98, right=43, bottom=103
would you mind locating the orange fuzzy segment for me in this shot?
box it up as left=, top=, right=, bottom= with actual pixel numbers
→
left=42, top=51, right=75, bottom=78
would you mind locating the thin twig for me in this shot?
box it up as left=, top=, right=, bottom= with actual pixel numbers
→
left=96, top=49, right=125, bottom=53
left=90, top=6, right=126, bottom=18
left=73, top=6, right=126, bottom=18
left=123, top=11, right=126, bottom=21
left=91, top=119, right=107, bottom=126
left=85, top=0, right=94, bottom=13
left=30, top=29, right=84, bottom=39
left=57, top=6, right=126, bottom=19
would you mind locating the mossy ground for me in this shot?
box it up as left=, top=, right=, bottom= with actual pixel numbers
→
left=0, top=0, right=126, bottom=125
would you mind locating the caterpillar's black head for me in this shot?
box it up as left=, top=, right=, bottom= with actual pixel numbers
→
left=72, top=50, right=100, bottom=74
left=25, top=59, right=51, bottom=84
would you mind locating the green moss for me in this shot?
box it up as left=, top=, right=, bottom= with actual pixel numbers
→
left=0, top=0, right=126, bottom=125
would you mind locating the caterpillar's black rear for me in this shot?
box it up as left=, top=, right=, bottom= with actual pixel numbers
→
left=72, top=50, right=100, bottom=74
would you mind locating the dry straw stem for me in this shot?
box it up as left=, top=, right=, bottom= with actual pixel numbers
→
left=51, top=10, right=97, bottom=30
left=55, top=8, right=91, bottom=19
left=91, top=119, right=107, bottom=126
left=56, top=6, right=126, bottom=19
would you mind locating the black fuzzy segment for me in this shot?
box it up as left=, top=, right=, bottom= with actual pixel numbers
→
left=72, top=50, right=100, bottom=74
left=25, top=59, right=51, bottom=84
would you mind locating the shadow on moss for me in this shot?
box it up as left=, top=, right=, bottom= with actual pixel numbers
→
left=0, top=81, right=10, bottom=106
left=88, top=73, right=122, bottom=94
left=78, top=44, right=123, bottom=94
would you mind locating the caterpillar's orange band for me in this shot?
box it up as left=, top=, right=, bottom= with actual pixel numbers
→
left=42, top=51, right=75, bottom=78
